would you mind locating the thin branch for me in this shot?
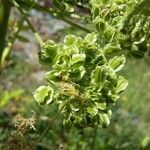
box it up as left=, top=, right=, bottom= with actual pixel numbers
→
left=11, top=0, right=43, bottom=46
left=9, top=0, right=91, bottom=33
left=62, top=17, right=91, bottom=33
left=32, top=98, right=72, bottom=149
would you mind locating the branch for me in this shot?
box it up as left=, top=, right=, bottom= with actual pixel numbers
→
left=32, top=98, right=72, bottom=149
left=11, top=0, right=43, bottom=46
left=0, top=18, right=24, bottom=70
left=9, top=0, right=91, bottom=33
left=0, top=0, right=11, bottom=69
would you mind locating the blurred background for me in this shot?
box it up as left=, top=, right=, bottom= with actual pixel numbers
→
left=0, top=1, right=150, bottom=150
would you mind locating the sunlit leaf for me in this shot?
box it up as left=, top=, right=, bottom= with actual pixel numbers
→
left=100, top=113, right=110, bottom=126
left=116, top=76, right=128, bottom=93
left=109, top=55, right=126, bottom=72
left=87, top=107, right=98, bottom=116
left=33, top=86, right=54, bottom=105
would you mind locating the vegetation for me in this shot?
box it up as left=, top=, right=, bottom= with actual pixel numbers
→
left=0, top=0, right=150, bottom=149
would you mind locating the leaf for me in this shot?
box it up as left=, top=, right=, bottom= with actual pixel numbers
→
left=91, top=66, right=105, bottom=85
left=95, top=102, right=106, bottom=110
left=92, top=54, right=106, bottom=65
left=93, top=7, right=100, bottom=18
left=33, top=86, right=54, bottom=105
left=93, top=16, right=106, bottom=32
left=71, top=54, right=86, bottom=65
left=116, top=76, right=128, bottom=93
left=42, top=40, right=58, bottom=59
left=64, top=3, right=74, bottom=12
left=107, top=109, right=112, bottom=117
left=70, top=66, right=85, bottom=81
left=64, top=34, right=77, bottom=45
left=109, top=55, right=125, bottom=72
left=100, top=113, right=110, bottom=126
left=133, top=36, right=146, bottom=45
left=17, top=35, right=29, bottom=43
left=87, top=107, right=98, bottom=116
left=70, top=45, right=79, bottom=54
left=45, top=70, right=61, bottom=81
left=84, top=33, right=97, bottom=45
left=39, top=40, right=58, bottom=65
left=104, top=43, right=121, bottom=54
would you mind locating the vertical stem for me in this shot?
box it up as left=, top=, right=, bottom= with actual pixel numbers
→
left=0, top=0, right=11, bottom=68
left=0, top=18, right=25, bottom=71
left=32, top=98, right=72, bottom=149
left=91, top=127, right=97, bottom=150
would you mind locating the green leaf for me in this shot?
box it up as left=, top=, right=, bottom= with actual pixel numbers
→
left=42, top=40, right=58, bottom=59
left=64, top=3, right=74, bottom=12
left=39, top=40, right=58, bottom=65
left=69, top=45, right=79, bottom=54
left=71, top=54, right=86, bottom=65
left=64, top=34, right=77, bottom=45
left=107, top=109, right=112, bottom=117
left=116, top=76, right=128, bottom=93
left=17, top=35, right=29, bottom=43
left=104, top=43, right=121, bottom=54
left=92, top=54, right=106, bottom=65
left=95, top=102, right=106, bottom=110
left=70, top=66, right=85, bottom=80
left=84, top=33, right=97, bottom=45
left=93, top=7, right=100, bottom=18
left=87, top=107, right=98, bottom=116
left=45, top=70, right=61, bottom=81
left=109, top=55, right=125, bottom=72
left=91, top=66, right=105, bottom=85
left=100, top=113, right=110, bottom=126
left=93, top=17, right=106, bottom=32
left=33, top=86, right=54, bottom=105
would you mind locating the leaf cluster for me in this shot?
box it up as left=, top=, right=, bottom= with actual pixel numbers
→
left=34, top=33, right=128, bottom=128
left=90, top=0, right=150, bottom=58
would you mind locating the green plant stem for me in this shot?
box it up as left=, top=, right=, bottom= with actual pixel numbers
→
left=23, top=17, right=43, bottom=46
left=0, top=0, right=11, bottom=69
left=9, top=0, right=91, bottom=33
left=91, top=127, right=97, bottom=150
left=0, top=19, right=24, bottom=71
left=12, top=0, right=43, bottom=46
left=32, top=98, right=72, bottom=149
